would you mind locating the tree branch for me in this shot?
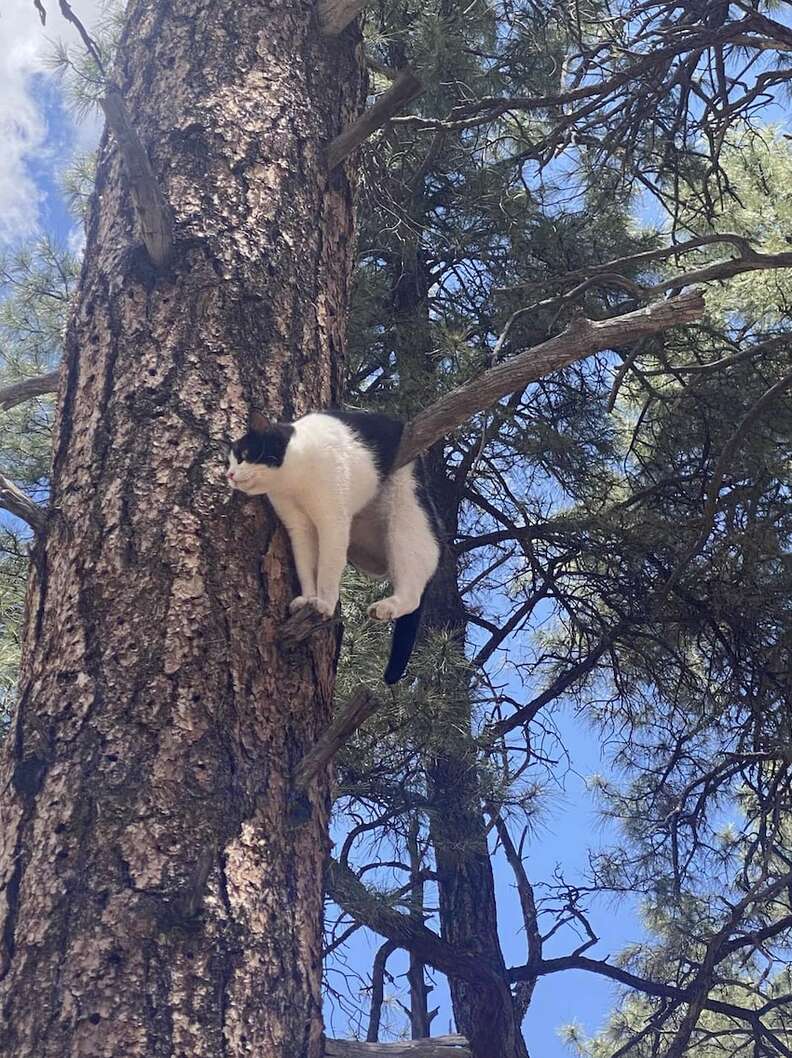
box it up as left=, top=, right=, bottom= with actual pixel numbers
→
left=34, top=1, right=173, bottom=269
left=317, top=0, right=367, bottom=36
left=326, top=1038, right=471, bottom=1057
left=328, top=69, right=424, bottom=170
left=484, top=629, right=621, bottom=740
left=366, top=939, right=398, bottom=1042
left=662, top=364, right=792, bottom=594
left=294, top=688, right=383, bottom=792
left=395, top=290, right=705, bottom=468
left=101, top=88, right=174, bottom=268
left=0, top=475, right=46, bottom=533
left=0, top=371, right=60, bottom=411
left=509, top=954, right=792, bottom=1056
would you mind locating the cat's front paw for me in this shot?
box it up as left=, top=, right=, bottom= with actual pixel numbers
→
left=289, top=595, right=312, bottom=614
left=310, top=597, right=336, bottom=618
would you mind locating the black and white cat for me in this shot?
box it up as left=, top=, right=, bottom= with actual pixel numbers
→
left=226, top=410, right=441, bottom=684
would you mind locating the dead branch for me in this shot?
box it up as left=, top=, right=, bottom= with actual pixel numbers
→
left=395, top=290, right=706, bottom=468
left=55, top=0, right=106, bottom=72
left=326, top=1038, right=471, bottom=1057
left=33, top=1, right=173, bottom=268
left=101, top=88, right=174, bottom=268
left=294, top=688, right=383, bottom=792
left=0, top=371, right=60, bottom=411
left=329, top=69, right=423, bottom=170
left=0, top=475, right=46, bottom=533
left=317, top=0, right=367, bottom=35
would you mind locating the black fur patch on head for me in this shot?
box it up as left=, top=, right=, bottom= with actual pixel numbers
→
left=231, top=422, right=295, bottom=467
left=324, top=410, right=404, bottom=478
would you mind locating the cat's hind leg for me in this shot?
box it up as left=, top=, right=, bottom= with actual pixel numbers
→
left=368, top=466, right=440, bottom=622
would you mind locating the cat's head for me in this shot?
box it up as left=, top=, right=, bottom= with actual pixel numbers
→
left=226, top=412, right=294, bottom=494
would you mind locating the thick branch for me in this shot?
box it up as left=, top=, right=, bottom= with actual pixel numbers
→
left=0, top=370, right=59, bottom=411
left=101, top=87, right=174, bottom=268
left=0, top=475, right=46, bottom=533
left=328, top=69, right=423, bottom=170
left=317, top=0, right=366, bottom=35
left=294, top=688, right=383, bottom=792
left=395, top=290, right=706, bottom=467
left=326, top=1038, right=471, bottom=1057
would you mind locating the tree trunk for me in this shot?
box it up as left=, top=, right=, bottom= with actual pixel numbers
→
left=0, top=4, right=364, bottom=1057
left=391, top=245, right=527, bottom=1058
left=423, top=530, right=528, bottom=1058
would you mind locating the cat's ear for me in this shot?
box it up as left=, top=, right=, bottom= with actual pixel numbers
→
left=249, top=411, right=270, bottom=433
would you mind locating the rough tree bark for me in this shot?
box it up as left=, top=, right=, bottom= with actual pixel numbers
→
left=0, top=3, right=364, bottom=1057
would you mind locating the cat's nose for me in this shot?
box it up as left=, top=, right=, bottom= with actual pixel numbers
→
left=226, top=469, right=235, bottom=480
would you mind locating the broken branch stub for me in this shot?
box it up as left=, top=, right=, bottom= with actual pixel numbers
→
left=317, top=0, right=367, bottom=35
left=293, top=688, right=382, bottom=792
left=328, top=68, right=424, bottom=170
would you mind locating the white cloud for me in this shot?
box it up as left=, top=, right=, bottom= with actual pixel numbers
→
left=0, top=0, right=104, bottom=245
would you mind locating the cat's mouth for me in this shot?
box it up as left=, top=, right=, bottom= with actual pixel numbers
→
left=227, top=472, right=259, bottom=494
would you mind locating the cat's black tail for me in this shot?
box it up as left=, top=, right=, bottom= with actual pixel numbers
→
left=383, top=597, right=425, bottom=685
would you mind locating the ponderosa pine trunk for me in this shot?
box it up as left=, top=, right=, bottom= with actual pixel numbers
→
left=0, top=3, right=364, bottom=1056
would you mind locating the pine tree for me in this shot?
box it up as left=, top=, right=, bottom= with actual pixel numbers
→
left=0, top=3, right=364, bottom=1055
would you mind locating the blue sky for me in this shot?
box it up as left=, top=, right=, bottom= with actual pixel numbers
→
left=3, top=5, right=646, bottom=1055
